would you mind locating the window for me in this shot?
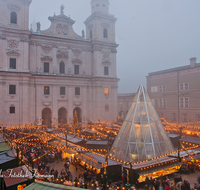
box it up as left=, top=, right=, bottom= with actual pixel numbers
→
left=10, top=58, right=16, bottom=69
left=103, top=28, right=108, bottom=38
left=159, top=98, right=167, bottom=107
left=44, top=86, right=50, bottom=95
left=196, top=114, right=200, bottom=122
left=151, top=86, right=158, bottom=92
left=44, top=62, right=49, bottom=73
left=60, top=62, right=65, bottom=74
left=179, top=83, right=189, bottom=90
left=10, top=12, right=17, bottom=24
left=104, top=88, right=109, bottom=96
left=90, top=30, right=92, bottom=39
left=10, top=107, right=15, bottom=114
left=104, top=66, right=109, bottom=75
left=60, top=87, right=65, bottom=95
left=182, top=113, right=187, bottom=122
left=155, top=99, right=158, bottom=107
left=75, top=87, right=80, bottom=95
left=9, top=85, right=16, bottom=94
left=159, top=99, right=162, bottom=108
left=74, top=65, right=79, bottom=75
left=105, top=104, right=109, bottom=111
left=159, top=85, right=166, bottom=92
left=179, top=97, right=189, bottom=108
left=172, top=113, right=176, bottom=122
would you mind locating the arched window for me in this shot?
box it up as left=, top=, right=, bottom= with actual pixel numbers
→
left=59, top=62, right=65, bottom=74
left=90, top=30, right=92, bottom=39
left=103, top=28, right=108, bottom=38
left=10, top=12, right=17, bottom=24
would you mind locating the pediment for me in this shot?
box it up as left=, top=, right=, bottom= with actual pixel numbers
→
left=6, top=50, right=20, bottom=56
left=102, top=60, right=111, bottom=65
left=72, top=59, right=82, bottom=64
left=41, top=56, right=53, bottom=62
left=48, top=14, right=75, bottom=25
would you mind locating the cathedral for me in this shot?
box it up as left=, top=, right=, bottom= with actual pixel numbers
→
left=0, top=0, right=119, bottom=126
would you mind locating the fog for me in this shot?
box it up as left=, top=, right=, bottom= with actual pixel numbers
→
left=29, top=0, right=200, bottom=93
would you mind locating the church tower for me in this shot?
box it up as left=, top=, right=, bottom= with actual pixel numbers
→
left=0, top=0, right=32, bottom=30
left=84, top=0, right=116, bottom=43
left=84, top=0, right=118, bottom=122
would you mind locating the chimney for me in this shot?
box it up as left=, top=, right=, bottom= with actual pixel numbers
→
left=190, top=57, right=196, bottom=67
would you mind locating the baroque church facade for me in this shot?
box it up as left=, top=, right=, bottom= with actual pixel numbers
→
left=0, top=0, right=119, bottom=126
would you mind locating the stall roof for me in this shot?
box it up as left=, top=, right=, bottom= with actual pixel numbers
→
left=125, top=156, right=179, bottom=170
left=78, top=152, right=121, bottom=167
left=0, top=150, right=16, bottom=164
left=185, top=154, right=200, bottom=161
left=62, top=149, right=77, bottom=154
left=59, top=134, right=84, bottom=144
left=137, top=162, right=182, bottom=176
left=180, top=136, right=200, bottom=145
left=168, top=134, right=180, bottom=138
left=0, top=142, right=10, bottom=152
left=24, top=180, right=84, bottom=190
left=2, top=165, right=32, bottom=187
left=86, top=140, right=108, bottom=145
left=82, top=129, right=97, bottom=134
left=170, top=149, right=200, bottom=158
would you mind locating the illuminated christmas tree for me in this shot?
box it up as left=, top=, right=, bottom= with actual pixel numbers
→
left=72, top=111, right=79, bottom=130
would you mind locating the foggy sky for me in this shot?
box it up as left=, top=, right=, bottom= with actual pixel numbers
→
left=29, top=0, right=200, bottom=93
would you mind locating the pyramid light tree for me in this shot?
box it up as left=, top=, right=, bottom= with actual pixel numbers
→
left=109, top=84, right=174, bottom=163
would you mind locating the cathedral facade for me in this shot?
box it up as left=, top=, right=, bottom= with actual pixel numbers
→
left=0, top=0, right=119, bottom=126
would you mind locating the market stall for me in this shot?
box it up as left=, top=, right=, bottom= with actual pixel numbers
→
left=75, top=152, right=122, bottom=182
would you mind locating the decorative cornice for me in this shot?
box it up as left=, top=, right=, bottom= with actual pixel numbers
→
left=72, top=59, right=82, bottom=64
left=102, top=60, right=111, bottom=65
left=41, top=56, right=53, bottom=62
left=7, top=4, right=21, bottom=12
left=6, top=50, right=20, bottom=56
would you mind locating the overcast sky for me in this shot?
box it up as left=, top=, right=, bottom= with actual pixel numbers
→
left=29, top=0, right=200, bottom=93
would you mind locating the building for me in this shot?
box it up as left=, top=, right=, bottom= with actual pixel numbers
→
left=146, top=57, right=200, bottom=123
left=117, top=93, right=135, bottom=122
left=0, top=0, right=119, bottom=126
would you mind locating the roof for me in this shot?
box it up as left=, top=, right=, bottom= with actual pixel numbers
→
left=168, top=134, right=180, bottom=138
left=24, top=180, right=83, bottom=190
left=170, top=149, right=200, bottom=158
left=179, top=136, right=200, bottom=145
left=148, top=63, right=200, bottom=76
left=2, top=165, right=32, bottom=187
left=0, top=142, right=10, bottom=152
left=86, top=140, right=108, bottom=145
left=59, top=134, right=84, bottom=144
left=82, top=129, right=97, bottom=134
left=79, top=152, right=121, bottom=167
left=0, top=150, right=16, bottom=164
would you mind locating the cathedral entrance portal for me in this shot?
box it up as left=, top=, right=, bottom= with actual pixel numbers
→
left=73, top=107, right=82, bottom=123
left=42, top=108, right=52, bottom=127
left=58, top=107, right=67, bottom=125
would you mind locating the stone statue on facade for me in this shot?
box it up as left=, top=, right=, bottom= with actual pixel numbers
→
left=37, top=64, right=41, bottom=73
left=53, top=65, right=57, bottom=74
left=36, top=22, right=41, bottom=33
left=68, top=67, right=72, bottom=75
left=61, top=4, right=64, bottom=15
left=82, top=30, right=85, bottom=38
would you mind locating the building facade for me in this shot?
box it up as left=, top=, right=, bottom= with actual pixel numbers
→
left=0, top=0, right=119, bottom=126
left=146, top=58, right=200, bottom=123
left=117, top=93, right=135, bottom=122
